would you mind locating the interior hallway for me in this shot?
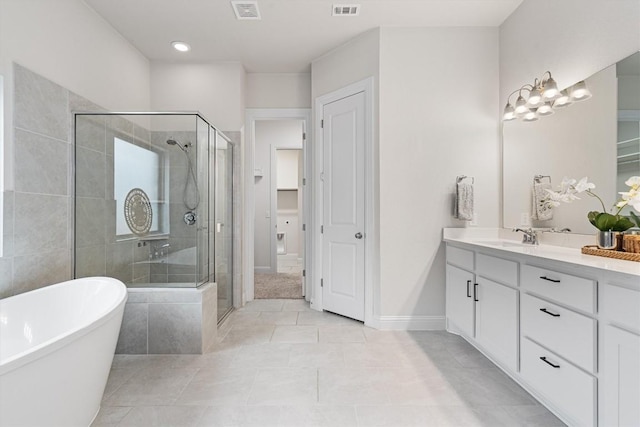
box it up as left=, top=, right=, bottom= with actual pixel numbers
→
left=93, top=300, right=564, bottom=426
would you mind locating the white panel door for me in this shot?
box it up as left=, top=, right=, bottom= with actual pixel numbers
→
left=322, top=92, right=365, bottom=321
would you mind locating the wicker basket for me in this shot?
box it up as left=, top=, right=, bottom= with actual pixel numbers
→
left=623, top=234, right=640, bottom=254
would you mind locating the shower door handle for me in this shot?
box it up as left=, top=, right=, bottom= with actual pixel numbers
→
left=216, top=222, right=224, bottom=233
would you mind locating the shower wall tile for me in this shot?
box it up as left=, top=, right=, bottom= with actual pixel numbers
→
left=0, top=258, right=14, bottom=299
left=12, top=249, right=71, bottom=296
left=106, top=155, right=114, bottom=200
left=168, top=274, right=197, bottom=284
left=14, top=193, right=68, bottom=256
left=201, top=283, right=218, bottom=350
left=3, top=191, right=14, bottom=257
left=150, top=274, right=168, bottom=283
left=68, top=91, right=106, bottom=114
left=106, top=241, right=134, bottom=283
left=105, top=200, right=117, bottom=243
left=75, top=244, right=106, bottom=278
left=76, top=146, right=106, bottom=198
left=75, top=197, right=106, bottom=248
left=148, top=303, right=202, bottom=354
left=134, top=123, right=151, bottom=144
left=75, top=115, right=106, bottom=153
left=14, top=63, right=69, bottom=141
left=116, top=303, right=149, bottom=354
left=14, top=129, right=69, bottom=195
left=107, top=115, right=134, bottom=138
left=147, top=290, right=201, bottom=304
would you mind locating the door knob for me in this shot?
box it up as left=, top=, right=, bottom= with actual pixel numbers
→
left=355, top=232, right=363, bottom=239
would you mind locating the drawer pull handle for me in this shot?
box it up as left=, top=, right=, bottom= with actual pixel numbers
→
left=539, top=308, right=560, bottom=317
left=539, top=276, right=560, bottom=283
left=540, top=356, right=560, bottom=368
left=474, top=283, right=479, bottom=302
left=466, top=280, right=471, bottom=298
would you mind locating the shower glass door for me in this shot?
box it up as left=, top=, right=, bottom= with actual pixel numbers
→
left=215, top=131, right=233, bottom=321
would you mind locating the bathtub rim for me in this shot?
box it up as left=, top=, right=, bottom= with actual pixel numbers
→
left=0, top=277, right=127, bottom=376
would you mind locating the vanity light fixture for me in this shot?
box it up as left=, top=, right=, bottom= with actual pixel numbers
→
left=503, top=71, right=591, bottom=122
left=569, top=80, right=592, bottom=101
left=171, top=41, right=191, bottom=52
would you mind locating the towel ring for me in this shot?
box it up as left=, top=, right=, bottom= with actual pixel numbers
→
left=457, top=175, right=475, bottom=184
left=533, top=175, right=551, bottom=184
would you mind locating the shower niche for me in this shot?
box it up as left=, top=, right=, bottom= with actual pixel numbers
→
left=74, top=113, right=234, bottom=353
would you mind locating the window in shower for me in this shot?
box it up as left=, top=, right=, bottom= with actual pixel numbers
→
left=114, top=137, right=167, bottom=237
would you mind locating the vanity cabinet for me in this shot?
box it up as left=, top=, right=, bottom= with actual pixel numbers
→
left=445, top=246, right=518, bottom=371
left=600, top=283, right=640, bottom=427
left=444, top=236, right=640, bottom=427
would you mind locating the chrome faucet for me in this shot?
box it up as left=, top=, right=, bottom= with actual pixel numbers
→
left=513, top=228, right=539, bottom=245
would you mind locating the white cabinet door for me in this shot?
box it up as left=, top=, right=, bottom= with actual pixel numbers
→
left=446, top=264, right=475, bottom=338
left=602, top=325, right=640, bottom=427
left=475, top=277, right=518, bottom=371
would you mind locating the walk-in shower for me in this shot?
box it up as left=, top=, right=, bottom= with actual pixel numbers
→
left=73, top=113, right=234, bottom=322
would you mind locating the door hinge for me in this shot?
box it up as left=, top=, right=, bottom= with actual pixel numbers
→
left=303, top=269, right=306, bottom=277
left=303, top=132, right=306, bottom=140
left=321, top=225, right=324, bottom=234
left=303, top=178, right=306, bottom=185
left=321, top=278, right=323, bottom=287
left=321, top=119, right=324, bottom=128
left=302, top=224, right=306, bottom=231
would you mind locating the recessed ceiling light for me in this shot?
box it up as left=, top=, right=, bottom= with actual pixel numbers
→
left=171, top=41, right=191, bottom=52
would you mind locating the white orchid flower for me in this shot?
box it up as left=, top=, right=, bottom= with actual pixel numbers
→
left=574, top=177, right=595, bottom=193
left=624, top=176, right=640, bottom=190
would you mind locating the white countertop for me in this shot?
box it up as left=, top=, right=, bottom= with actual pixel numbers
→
left=443, top=228, right=640, bottom=278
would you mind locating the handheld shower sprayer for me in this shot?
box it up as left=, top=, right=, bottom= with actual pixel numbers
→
left=166, top=138, right=200, bottom=211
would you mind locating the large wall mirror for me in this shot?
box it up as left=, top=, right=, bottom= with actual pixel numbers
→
left=503, top=51, right=640, bottom=234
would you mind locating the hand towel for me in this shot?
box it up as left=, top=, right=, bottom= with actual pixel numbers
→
left=532, top=181, right=553, bottom=221
left=455, top=182, right=474, bottom=221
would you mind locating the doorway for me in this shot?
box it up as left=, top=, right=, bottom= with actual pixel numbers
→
left=252, top=119, right=306, bottom=299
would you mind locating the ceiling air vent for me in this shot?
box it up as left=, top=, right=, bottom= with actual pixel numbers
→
left=231, top=1, right=261, bottom=20
left=332, top=4, right=360, bottom=16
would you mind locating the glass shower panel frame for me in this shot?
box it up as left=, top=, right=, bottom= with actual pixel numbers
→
left=73, top=112, right=216, bottom=289
left=215, top=131, right=234, bottom=321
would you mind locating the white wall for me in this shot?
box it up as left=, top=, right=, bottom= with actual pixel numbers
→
left=150, top=62, right=246, bottom=131
left=246, top=74, right=311, bottom=108
left=0, top=0, right=151, bottom=189
left=499, top=0, right=640, bottom=108
left=254, top=120, right=303, bottom=271
left=378, top=27, right=500, bottom=318
left=311, top=29, right=380, bottom=100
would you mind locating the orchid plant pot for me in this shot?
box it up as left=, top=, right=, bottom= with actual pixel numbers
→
left=596, top=230, right=618, bottom=250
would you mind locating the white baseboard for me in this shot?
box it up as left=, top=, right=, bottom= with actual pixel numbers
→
left=370, top=315, right=446, bottom=331
left=254, top=267, right=272, bottom=274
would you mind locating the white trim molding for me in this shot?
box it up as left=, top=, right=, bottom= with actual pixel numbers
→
left=371, top=315, right=446, bottom=331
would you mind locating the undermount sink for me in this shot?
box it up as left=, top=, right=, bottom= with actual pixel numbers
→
left=472, top=240, right=533, bottom=248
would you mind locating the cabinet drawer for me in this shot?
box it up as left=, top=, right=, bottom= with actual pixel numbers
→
left=601, top=284, right=640, bottom=332
left=521, top=294, right=596, bottom=373
left=446, top=245, right=474, bottom=271
left=521, top=337, right=596, bottom=427
left=521, top=265, right=595, bottom=313
left=477, top=253, right=518, bottom=285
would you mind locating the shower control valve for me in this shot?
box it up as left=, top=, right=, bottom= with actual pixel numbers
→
left=183, top=211, right=197, bottom=225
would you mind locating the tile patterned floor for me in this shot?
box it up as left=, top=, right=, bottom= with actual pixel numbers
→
left=93, top=300, right=565, bottom=427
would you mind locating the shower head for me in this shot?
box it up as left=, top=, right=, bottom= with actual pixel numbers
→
left=166, top=139, right=188, bottom=153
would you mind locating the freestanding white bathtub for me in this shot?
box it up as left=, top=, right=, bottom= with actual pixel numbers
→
left=0, top=277, right=127, bottom=427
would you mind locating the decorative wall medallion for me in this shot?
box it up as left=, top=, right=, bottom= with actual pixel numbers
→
left=124, top=188, right=152, bottom=235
